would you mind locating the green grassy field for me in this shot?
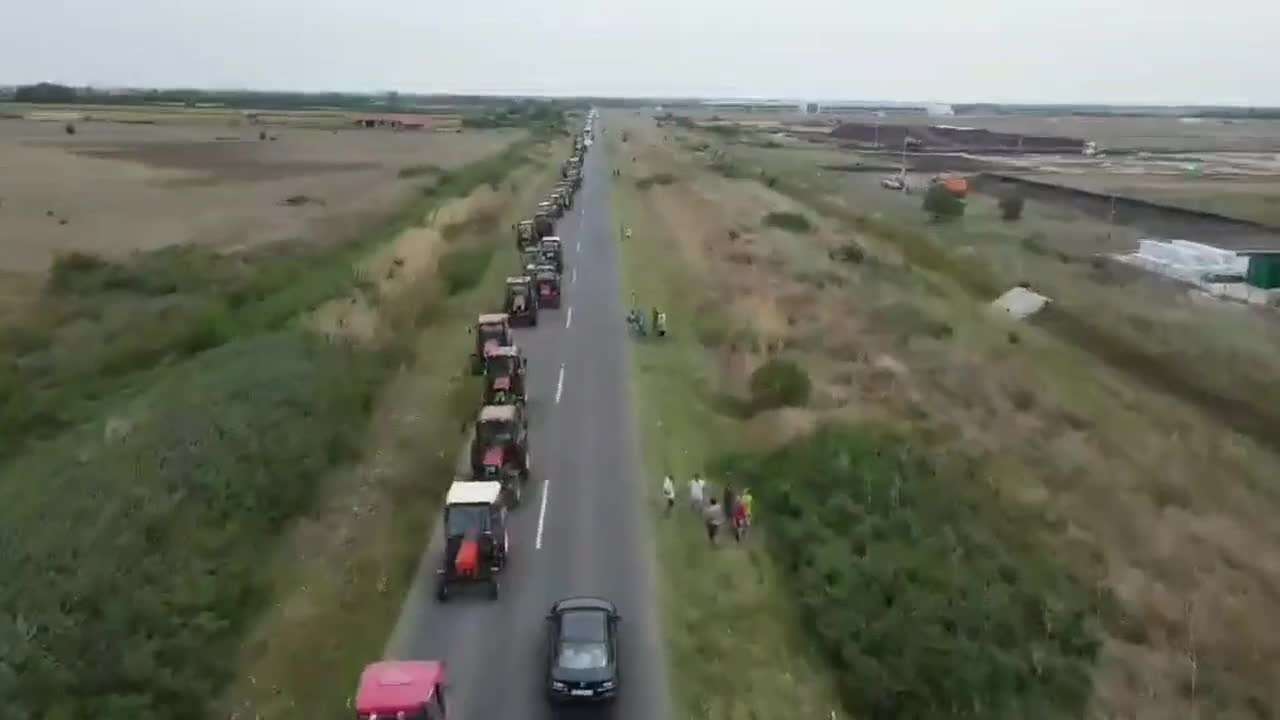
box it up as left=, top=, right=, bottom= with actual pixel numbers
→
left=608, top=123, right=851, bottom=720
left=0, top=133, right=556, bottom=718
left=607, top=115, right=1280, bottom=718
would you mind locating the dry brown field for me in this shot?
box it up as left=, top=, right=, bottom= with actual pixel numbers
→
left=0, top=117, right=522, bottom=272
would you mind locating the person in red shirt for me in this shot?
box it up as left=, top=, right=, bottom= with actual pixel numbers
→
left=732, top=496, right=750, bottom=542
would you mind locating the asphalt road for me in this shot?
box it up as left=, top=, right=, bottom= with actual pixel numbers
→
left=385, top=120, right=671, bottom=720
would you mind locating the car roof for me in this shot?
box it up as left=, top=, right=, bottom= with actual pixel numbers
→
left=479, top=404, right=518, bottom=422
left=477, top=313, right=509, bottom=324
left=558, top=610, right=609, bottom=643
left=355, top=660, right=444, bottom=714
left=551, top=596, right=618, bottom=614
left=445, top=480, right=503, bottom=505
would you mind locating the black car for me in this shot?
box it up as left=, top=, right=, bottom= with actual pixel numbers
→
left=545, top=596, right=620, bottom=703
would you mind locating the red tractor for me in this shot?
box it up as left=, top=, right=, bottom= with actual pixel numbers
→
left=483, top=345, right=527, bottom=406
left=355, top=660, right=449, bottom=719
left=436, top=481, right=508, bottom=601
left=470, top=313, right=512, bottom=375
left=535, top=266, right=561, bottom=309
left=470, top=404, right=530, bottom=483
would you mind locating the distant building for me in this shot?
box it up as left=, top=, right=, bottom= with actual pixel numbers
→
left=353, top=113, right=459, bottom=130
left=700, top=100, right=802, bottom=113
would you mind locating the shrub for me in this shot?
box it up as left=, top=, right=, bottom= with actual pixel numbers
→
left=763, top=211, right=813, bottom=233
left=999, top=193, right=1026, bottom=221
left=0, top=332, right=391, bottom=718
left=748, top=357, right=811, bottom=410
left=438, top=247, right=493, bottom=295
left=923, top=182, right=966, bottom=221
left=829, top=243, right=866, bottom=264
left=64, top=122, right=76, bottom=135
left=635, top=173, right=677, bottom=190
left=398, top=163, right=441, bottom=179
left=716, top=426, right=1108, bottom=720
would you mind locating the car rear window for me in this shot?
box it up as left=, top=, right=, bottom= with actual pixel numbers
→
left=560, top=610, right=607, bottom=642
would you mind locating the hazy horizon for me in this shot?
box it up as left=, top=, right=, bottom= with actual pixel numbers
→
left=2, top=0, right=1276, bottom=106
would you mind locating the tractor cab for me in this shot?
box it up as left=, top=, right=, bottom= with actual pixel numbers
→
left=534, top=209, right=554, bottom=239
left=437, top=481, right=508, bottom=601
left=355, top=660, right=449, bottom=719
left=547, top=193, right=565, bottom=219
left=538, top=237, right=564, bottom=274
left=516, top=219, right=537, bottom=249
left=534, top=265, right=561, bottom=309
left=483, top=346, right=528, bottom=406
left=520, top=247, right=540, bottom=274
left=475, top=443, right=525, bottom=506
left=555, top=181, right=574, bottom=208
left=470, top=313, right=512, bottom=375
left=504, top=276, right=538, bottom=327
left=471, top=404, right=529, bottom=482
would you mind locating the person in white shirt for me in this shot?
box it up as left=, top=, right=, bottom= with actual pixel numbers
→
left=689, top=473, right=706, bottom=512
left=661, top=475, right=675, bottom=516
left=702, top=498, right=725, bottom=545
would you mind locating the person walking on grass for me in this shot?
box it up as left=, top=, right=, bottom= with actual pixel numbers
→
left=703, top=498, right=725, bottom=546
left=661, top=474, right=676, bottom=517
left=722, top=484, right=736, bottom=525
left=732, top=495, right=750, bottom=543
left=689, top=473, right=706, bottom=512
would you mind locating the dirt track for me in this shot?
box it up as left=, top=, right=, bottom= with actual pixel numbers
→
left=0, top=119, right=522, bottom=272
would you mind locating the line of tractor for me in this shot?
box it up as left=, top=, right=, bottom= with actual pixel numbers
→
left=436, top=119, right=591, bottom=603
left=354, top=111, right=605, bottom=719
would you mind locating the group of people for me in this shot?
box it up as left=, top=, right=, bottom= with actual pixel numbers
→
left=661, top=473, right=753, bottom=545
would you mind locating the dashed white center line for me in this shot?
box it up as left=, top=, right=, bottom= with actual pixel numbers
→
left=576, top=239, right=582, bottom=252
left=572, top=267, right=577, bottom=284
left=535, top=478, right=551, bottom=550
left=565, top=306, right=573, bottom=329
left=554, top=363, right=565, bottom=404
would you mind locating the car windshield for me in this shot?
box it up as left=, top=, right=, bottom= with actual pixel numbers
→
left=557, top=642, right=608, bottom=670
left=445, top=505, right=488, bottom=536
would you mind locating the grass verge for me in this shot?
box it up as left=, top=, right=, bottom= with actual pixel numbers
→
left=608, top=127, right=849, bottom=720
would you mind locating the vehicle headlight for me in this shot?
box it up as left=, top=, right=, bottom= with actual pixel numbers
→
left=551, top=681, right=567, bottom=690
left=600, top=680, right=616, bottom=689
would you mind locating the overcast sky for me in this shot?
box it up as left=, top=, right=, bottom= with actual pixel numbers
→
left=3, top=0, right=1277, bottom=105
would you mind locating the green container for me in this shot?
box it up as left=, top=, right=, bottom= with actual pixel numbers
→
left=1246, top=255, right=1280, bottom=289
